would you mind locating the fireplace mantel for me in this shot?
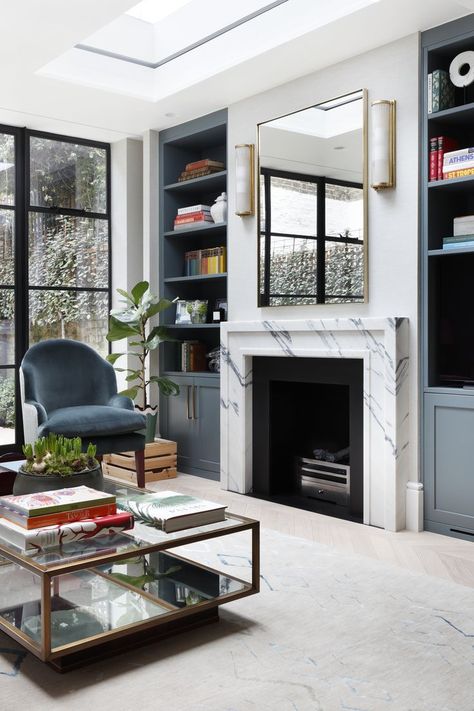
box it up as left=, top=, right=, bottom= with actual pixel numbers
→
left=220, top=318, right=412, bottom=531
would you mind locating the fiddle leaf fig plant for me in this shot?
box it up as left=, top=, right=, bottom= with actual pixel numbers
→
left=106, top=281, right=179, bottom=409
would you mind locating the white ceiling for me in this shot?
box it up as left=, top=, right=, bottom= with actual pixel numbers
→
left=0, top=0, right=473, bottom=142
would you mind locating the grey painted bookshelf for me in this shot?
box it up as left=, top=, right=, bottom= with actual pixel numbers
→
left=158, top=109, right=227, bottom=480
left=421, top=16, right=474, bottom=539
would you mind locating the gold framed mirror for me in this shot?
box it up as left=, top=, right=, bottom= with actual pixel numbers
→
left=257, top=89, right=368, bottom=306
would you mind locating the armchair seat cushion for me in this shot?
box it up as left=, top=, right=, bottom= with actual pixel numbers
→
left=38, top=406, right=146, bottom=438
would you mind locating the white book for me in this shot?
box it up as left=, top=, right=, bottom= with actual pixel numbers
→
left=427, top=73, right=432, bottom=114
left=443, top=160, right=474, bottom=173
left=177, top=205, right=212, bottom=215
left=443, top=147, right=474, bottom=162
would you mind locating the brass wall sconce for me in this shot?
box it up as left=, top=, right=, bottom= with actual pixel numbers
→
left=370, top=99, right=396, bottom=190
left=235, top=143, right=255, bottom=215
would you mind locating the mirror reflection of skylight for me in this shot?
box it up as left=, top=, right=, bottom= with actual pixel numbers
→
left=126, top=0, right=193, bottom=25
left=267, top=91, right=364, bottom=139
left=38, top=0, right=381, bottom=102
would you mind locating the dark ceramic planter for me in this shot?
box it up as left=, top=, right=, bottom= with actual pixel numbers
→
left=12, top=463, right=104, bottom=496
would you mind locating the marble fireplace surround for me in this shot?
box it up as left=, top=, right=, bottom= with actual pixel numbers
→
left=220, top=318, right=411, bottom=531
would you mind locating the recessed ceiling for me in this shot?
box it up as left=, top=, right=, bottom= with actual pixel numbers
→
left=38, top=0, right=380, bottom=102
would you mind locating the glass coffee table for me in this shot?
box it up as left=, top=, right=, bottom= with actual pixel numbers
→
left=0, top=480, right=259, bottom=671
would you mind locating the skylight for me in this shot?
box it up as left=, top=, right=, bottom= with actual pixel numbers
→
left=126, top=0, right=193, bottom=25
left=38, top=0, right=381, bottom=103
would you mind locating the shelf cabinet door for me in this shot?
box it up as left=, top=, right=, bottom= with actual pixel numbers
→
left=192, top=376, right=220, bottom=475
left=424, top=392, right=474, bottom=532
left=161, top=376, right=195, bottom=471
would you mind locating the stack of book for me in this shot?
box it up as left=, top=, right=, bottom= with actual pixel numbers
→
left=0, top=485, right=134, bottom=552
left=429, top=136, right=458, bottom=180
left=174, top=204, right=214, bottom=230
left=442, top=146, right=474, bottom=180
left=181, top=341, right=207, bottom=372
left=117, top=490, right=227, bottom=533
left=177, top=159, right=224, bottom=183
left=427, top=69, right=455, bottom=114
left=184, top=247, right=226, bottom=275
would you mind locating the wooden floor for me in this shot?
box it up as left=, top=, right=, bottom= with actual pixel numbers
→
left=144, top=473, right=474, bottom=590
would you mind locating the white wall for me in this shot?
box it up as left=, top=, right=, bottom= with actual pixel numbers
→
left=226, top=34, right=420, bottom=484
left=111, top=137, right=144, bottom=391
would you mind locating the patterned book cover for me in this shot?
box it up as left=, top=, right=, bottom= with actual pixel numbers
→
left=0, top=512, right=134, bottom=551
left=0, top=485, right=115, bottom=517
left=432, top=70, right=455, bottom=113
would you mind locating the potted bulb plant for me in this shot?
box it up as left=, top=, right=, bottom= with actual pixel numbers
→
left=14, top=434, right=102, bottom=495
left=106, top=281, right=179, bottom=442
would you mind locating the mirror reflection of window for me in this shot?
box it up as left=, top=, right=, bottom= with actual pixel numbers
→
left=258, top=90, right=367, bottom=306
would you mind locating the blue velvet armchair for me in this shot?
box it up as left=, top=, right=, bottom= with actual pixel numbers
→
left=20, top=339, right=147, bottom=486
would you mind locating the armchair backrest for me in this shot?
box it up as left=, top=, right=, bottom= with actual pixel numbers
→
left=21, top=339, right=117, bottom=414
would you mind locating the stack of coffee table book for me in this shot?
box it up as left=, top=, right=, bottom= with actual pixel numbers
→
left=0, top=486, right=134, bottom=552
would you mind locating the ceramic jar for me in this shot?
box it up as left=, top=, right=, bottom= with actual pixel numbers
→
left=210, top=192, right=227, bottom=223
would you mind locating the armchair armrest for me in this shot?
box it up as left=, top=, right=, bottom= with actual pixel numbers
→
left=108, top=394, right=134, bottom=411
left=22, top=400, right=48, bottom=444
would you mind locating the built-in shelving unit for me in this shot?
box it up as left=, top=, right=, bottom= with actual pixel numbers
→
left=421, top=16, right=474, bottom=539
left=158, top=109, right=227, bottom=480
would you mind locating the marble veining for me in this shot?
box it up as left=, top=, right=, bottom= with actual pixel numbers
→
left=220, top=318, right=410, bottom=531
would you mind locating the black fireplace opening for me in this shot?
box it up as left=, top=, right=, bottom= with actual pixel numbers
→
left=252, top=357, right=363, bottom=523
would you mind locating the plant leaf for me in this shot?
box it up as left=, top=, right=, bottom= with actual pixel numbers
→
left=149, top=376, right=180, bottom=396
left=116, top=288, right=134, bottom=304
left=126, top=371, right=141, bottom=381
left=145, top=298, right=173, bottom=319
left=131, top=280, right=149, bottom=305
left=117, top=386, right=139, bottom=400
left=106, top=316, right=141, bottom=342
left=106, top=352, right=124, bottom=364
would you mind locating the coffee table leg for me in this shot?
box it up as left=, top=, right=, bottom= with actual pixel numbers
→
left=135, top=450, right=145, bottom=488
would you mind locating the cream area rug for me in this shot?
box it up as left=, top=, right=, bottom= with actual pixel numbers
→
left=0, top=528, right=473, bottom=711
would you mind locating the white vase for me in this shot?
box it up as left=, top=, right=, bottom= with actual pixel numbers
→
left=210, top=192, right=227, bottom=223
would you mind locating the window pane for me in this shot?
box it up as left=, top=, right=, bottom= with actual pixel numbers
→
left=269, top=235, right=317, bottom=305
left=0, top=210, right=14, bottom=285
left=0, top=369, right=15, bottom=445
left=325, top=241, right=364, bottom=302
left=29, top=213, right=108, bottom=289
left=269, top=176, right=317, bottom=236
left=0, top=134, right=15, bottom=206
left=29, top=290, right=109, bottom=356
left=30, top=137, right=107, bottom=213
left=0, top=289, right=14, bottom=365
left=325, top=183, right=363, bottom=241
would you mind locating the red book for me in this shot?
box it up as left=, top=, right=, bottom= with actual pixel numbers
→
left=429, top=137, right=438, bottom=181
left=175, top=210, right=211, bottom=221
left=437, top=136, right=459, bottom=180
left=0, top=502, right=117, bottom=529
left=174, top=213, right=213, bottom=224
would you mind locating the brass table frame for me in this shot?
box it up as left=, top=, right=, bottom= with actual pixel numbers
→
left=0, top=513, right=260, bottom=671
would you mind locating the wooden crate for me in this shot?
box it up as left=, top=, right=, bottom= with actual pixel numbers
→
left=102, top=439, right=177, bottom=485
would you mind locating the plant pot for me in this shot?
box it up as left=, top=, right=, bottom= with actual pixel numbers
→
left=13, top=463, right=104, bottom=496
left=136, top=406, right=158, bottom=444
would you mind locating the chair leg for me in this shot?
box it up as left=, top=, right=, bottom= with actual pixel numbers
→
left=135, top=449, right=145, bottom=488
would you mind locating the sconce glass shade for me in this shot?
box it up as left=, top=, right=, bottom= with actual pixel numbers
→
left=370, top=100, right=396, bottom=190
left=235, top=143, right=255, bottom=215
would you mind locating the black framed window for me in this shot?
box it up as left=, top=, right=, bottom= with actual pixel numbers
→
left=0, top=126, right=111, bottom=452
left=259, top=168, right=364, bottom=306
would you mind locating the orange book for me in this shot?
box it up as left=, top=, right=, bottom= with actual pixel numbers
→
left=0, top=503, right=117, bottom=530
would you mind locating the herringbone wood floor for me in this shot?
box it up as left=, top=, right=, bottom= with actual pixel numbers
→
left=143, top=473, right=474, bottom=590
